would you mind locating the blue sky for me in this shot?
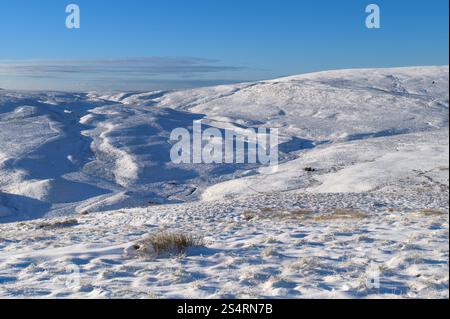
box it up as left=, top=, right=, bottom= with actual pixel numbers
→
left=0, top=0, right=448, bottom=91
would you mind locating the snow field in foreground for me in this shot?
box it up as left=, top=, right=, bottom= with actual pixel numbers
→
left=0, top=192, right=448, bottom=298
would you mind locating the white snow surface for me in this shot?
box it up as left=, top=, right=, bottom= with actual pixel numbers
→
left=0, top=66, right=448, bottom=298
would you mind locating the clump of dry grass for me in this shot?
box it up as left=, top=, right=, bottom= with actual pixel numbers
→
left=418, top=209, right=447, bottom=217
left=261, top=246, right=278, bottom=257
left=132, top=231, right=203, bottom=258
left=290, top=209, right=314, bottom=216
left=313, top=209, right=367, bottom=221
left=242, top=207, right=368, bottom=223
left=37, top=219, right=79, bottom=230
left=242, top=211, right=257, bottom=221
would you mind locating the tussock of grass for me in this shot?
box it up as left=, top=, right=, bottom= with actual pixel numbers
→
left=133, top=231, right=203, bottom=257
left=290, top=257, right=323, bottom=272
left=418, top=209, right=447, bottom=216
left=37, top=219, right=79, bottom=230
left=262, top=246, right=278, bottom=257
left=242, top=211, right=257, bottom=221
left=313, top=209, right=367, bottom=221
left=290, top=209, right=314, bottom=216
left=243, top=207, right=368, bottom=223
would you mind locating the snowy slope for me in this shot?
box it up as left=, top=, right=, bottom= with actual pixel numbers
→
left=0, top=66, right=448, bottom=221
left=92, top=66, right=450, bottom=204
left=201, top=129, right=449, bottom=200
left=0, top=66, right=448, bottom=298
left=0, top=93, right=259, bottom=220
left=154, top=66, right=449, bottom=141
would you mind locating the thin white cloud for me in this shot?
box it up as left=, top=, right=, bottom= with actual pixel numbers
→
left=0, top=57, right=247, bottom=91
left=0, top=57, right=244, bottom=77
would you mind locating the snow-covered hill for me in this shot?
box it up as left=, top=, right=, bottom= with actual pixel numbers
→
left=0, top=66, right=448, bottom=220
left=0, top=66, right=448, bottom=298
